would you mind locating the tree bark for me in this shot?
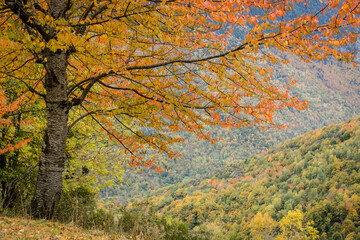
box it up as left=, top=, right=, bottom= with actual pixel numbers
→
left=31, top=51, right=69, bottom=219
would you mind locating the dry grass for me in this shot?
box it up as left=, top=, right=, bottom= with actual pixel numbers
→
left=0, top=216, right=128, bottom=240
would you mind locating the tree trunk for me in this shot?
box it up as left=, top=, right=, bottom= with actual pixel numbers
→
left=31, top=51, right=68, bottom=219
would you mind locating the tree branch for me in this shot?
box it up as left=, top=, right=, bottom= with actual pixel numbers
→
left=80, top=104, right=135, bottom=156
left=69, top=70, right=114, bottom=108
left=75, top=2, right=108, bottom=35
left=97, top=79, right=166, bottom=104
left=34, top=2, right=47, bottom=14
left=68, top=109, right=114, bottom=131
left=126, top=44, right=247, bottom=70
left=5, top=0, right=53, bottom=41
left=0, top=72, right=46, bottom=98
left=113, top=115, right=173, bottom=156
left=75, top=2, right=94, bottom=35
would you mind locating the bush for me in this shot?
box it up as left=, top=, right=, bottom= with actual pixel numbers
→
left=83, top=208, right=114, bottom=231
left=115, top=204, right=208, bottom=240
left=55, top=186, right=97, bottom=224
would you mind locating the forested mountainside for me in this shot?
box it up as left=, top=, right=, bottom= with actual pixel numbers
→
left=132, top=116, right=360, bottom=240
left=103, top=57, right=360, bottom=200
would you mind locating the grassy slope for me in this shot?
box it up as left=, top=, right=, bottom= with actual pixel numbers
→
left=0, top=216, right=127, bottom=240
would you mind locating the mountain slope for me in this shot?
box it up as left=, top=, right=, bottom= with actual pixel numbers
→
left=104, top=56, right=360, bottom=201
left=141, top=116, right=360, bottom=240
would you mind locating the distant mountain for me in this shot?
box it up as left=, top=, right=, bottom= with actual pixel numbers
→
left=141, top=116, right=360, bottom=240
left=102, top=55, right=360, bottom=201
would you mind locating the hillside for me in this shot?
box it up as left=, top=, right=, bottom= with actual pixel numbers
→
left=137, top=116, right=360, bottom=240
left=103, top=56, right=360, bottom=200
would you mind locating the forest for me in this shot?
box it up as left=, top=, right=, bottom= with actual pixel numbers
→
left=139, top=116, right=360, bottom=239
left=0, top=0, right=360, bottom=239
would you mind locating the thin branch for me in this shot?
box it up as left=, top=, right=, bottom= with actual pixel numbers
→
left=68, top=109, right=114, bottom=131
left=68, top=9, right=159, bottom=28
left=80, top=104, right=135, bottom=156
left=90, top=4, right=108, bottom=19
left=75, top=2, right=94, bottom=35
left=1, top=57, right=35, bottom=74
left=97, top=79, right=165, bottom=103
left=0, top=72, right=46, bottom=98
left=23, top=82, right=46, bottom=98
left=126, top=44, right=247, bottom=70
left=2, top=108, right=45, bottom=117
left=113, top=115, right=166, bottom=153
left=98, top=77, right=219, bottom=110
left=70, top=70, right=114, bottom=107
left=68, top=78, right=91, bottom=96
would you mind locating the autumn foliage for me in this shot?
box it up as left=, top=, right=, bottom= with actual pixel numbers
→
left=1, top=0, right=359, bottom=160
left=1, top=0, right=360, bottom=217
left=0, top=90, right=32, bottom=154
left=144, top=116, right=360, bottom=239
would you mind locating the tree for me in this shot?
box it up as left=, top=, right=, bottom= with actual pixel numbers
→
left=249, top=212, right=277, bottom=240
left=1, top=0, right=359, bottom=218
left=278, top=209, right=319, bottom=240
left=0, top=77, right=124, bottom=212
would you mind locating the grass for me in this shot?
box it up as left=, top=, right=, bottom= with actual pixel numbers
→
left=0, top=216, right=128, bottom=240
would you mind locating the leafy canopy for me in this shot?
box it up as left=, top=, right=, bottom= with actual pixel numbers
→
left=1, top=0, right=359, bottom=169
